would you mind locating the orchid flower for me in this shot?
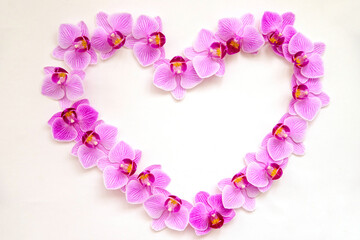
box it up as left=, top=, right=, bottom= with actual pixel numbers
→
left=91, top=12, right=133, bottom=60
left=218, top=167, right=260, bottom=210
left=53, top=22, right=97, bottom=70
left=184, top=29, right=226, bottom=78
left=71, top=121, right=117, bottom=169
left=216, top=14, right=264, bottom=54
left=144, top=194, right=193, bottom=231
left=289, top=75, right=330, bottom=121
left=283, top=32, right=325, bottom=82
left=260, top=11, right=297, bottom=56
left=189, top=191, right=235, bottom=236
left=41, top=67, right=85, bottom=108
left=262, top=114, right=307, bottom=161
left=98, top=141, right=142, bottom=190
left=153, top=56, right=202, bottom=100
left=127, top=15, right=166, bottom=67
left=126, top=165, right=170, bottom=204
left=245, top=150, right=288, bottom=192
left=48, top=99, right=98, bottom=142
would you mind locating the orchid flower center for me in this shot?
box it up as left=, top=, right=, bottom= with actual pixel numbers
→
left=272, top=123, right=290, bottom=140
left=61, top=108, right=77, bottom=125
left=107, top=31, right=125, bottom=49
left=208, top=210, right=224, bottom=229
left=73, top=36, right=91, bottom=52
left=138, top=170, right=155, bottom=186
left=119, top=159, right=137, bottom=176
left=231, top=172, right=249, bottom=189
left=266, top=163, right=283, bottom=180
left=292, top=84, right=309, bottom=100
left=268, top=31, right=285, bottom=46
left=164, top=195, right=182, bottom=212
left=148, top=32, right=166, bottom=48
left=81, top=131, right=100, bottom=148
left=51, top=67, right=68, bottom=85
left=226, top=37, right=241, bottom=55
left=170, top=56, right=187, bottom=74
left=209, top=42, right=227, bottom=59
left=293, top=51, right=309, bottom=68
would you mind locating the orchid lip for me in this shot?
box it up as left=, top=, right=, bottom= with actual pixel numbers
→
left=292, top=84, right=309, bottom=100
left=107, top=31, right=126, bottom=49
left=81, top=131, right=100, bottom=148
left=272, top=123, right=290, bottom=140
left=119, top=159, right=137, bottom=176
left=170, top=56, right=187, bottom=74
left=148, top=32, right=166, bottom=48
left=51, top=67, right=68, bottom=84
left=266, top=163, right=283, bottom=180
left=61, top=108, right=77, bottom=125
left=208, top=210, right=224, bottom=229
left=293, top=51, right=309, bottom=68
left=138, top=170, right=155, bottom=186
left=231, top=172, right=248, bottom=189
left=226, top=37, right=241, bottom=55
left=268, top=31, right=285, bottom=46
left=209, top=42, right=227, bottom=59
left=164, top=195, right=182, bottom=212
left=73, top=36, right=91, bottom=52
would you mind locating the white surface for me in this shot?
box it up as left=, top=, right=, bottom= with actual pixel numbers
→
left=0, top=0, right=359, bottom=239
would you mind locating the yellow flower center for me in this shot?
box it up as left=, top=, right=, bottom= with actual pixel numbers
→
left=229, top=39, right=239, bottom=48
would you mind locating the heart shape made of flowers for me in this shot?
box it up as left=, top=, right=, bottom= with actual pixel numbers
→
left=42, top=11, right=329, bottom=236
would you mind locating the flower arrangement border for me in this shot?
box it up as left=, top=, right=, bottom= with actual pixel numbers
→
left=41, top=11, right=329, bottom=235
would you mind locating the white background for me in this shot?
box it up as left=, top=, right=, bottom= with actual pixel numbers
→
left=1, top=0, right=359, bottom=239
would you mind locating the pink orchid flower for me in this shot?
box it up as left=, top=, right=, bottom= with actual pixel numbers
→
left=283, top=32, right=325, bottom=82
left=48, top=99, right=98, bottom=142
left=127, top=15, right=166, bottom=67
left=53, top=21, right=97, bottom=70
left=216, top=14, right=265, bottom=55
left=262, top=114, right=307, bottom=161
left=97, top=141, right=142, bottom=190
left=91, top=12, right=133, bottom=60
left=71, top=121, right=118, bottom=169
left=126, top=165, right=170, bottom=204
left=41, top=67, right=85, bottom=108
left=245, top=150, right=288, bottom=192
left=260, top=11, right=297, bottom=56
left=189, top=192, right=235, bottom=236
left=153, top=56, right=202, bottom=100
left=144, top=194, right=193, bottom=231
left=289, top=75, right=330, bottom=121
left=184, top=29, right=226, bottom=78
left=217, top=167, right=260, bottom=210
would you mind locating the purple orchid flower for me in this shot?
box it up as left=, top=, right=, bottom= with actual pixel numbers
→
left=153, top=56, right=202, bottom=100
left=126, top=165, right=171, bottom=204
left=48, top=99, right=98, bottom=142
left=289, top=75, right=330, bottom=121
left=126, top=15, right=166, bottom=67
left=245, top=150, right=288, bottom=192
left=217, top=167, right=260, bottom=210
left=97, top=141, right=142, bottom=190
left=283, top=32, right=325, bottom=82
left=91, top=12, right=133, bottom=60
left=41, top=67, right=85, bottom=108
left=260, top=11, right=297, bottom=56
left=71, top=121, right=118, bottom=169
left=144, top=193, right=193, bottom=231
left=53, top=21, right=97, bottom=70
left=216, top=14, right=265, bottom=55
left=184, top=29, right=227, bottom=78
left=261, top=114, right=307, bottom=161
left=189, top=192, right=235, bottom=236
